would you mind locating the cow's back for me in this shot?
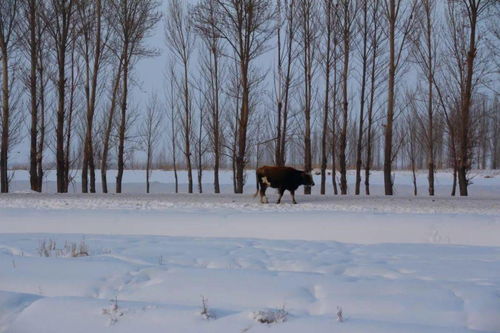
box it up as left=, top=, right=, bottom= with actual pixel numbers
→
left=257, top=166, right=300, bottom=188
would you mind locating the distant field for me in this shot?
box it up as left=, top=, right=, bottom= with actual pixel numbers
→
left=7, top=169, right=500, bottom=196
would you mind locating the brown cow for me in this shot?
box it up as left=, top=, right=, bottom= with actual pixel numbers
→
left=254, top=166, right=315, bottom=204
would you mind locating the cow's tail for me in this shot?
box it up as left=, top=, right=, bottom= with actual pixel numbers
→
left=253, top=171, right=260, bottom=198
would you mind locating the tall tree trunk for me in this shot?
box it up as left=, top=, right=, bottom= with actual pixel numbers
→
left=451, top=165, right=457, bottom=196
left=384, top=0, right=396, bottom=196
left=331, top=35, right=339, bottom=196
left=116, top=51, right=129, bottom=194
left=339, top=6, right=350, bottom=195
left=82, top=0, right=102, bottom=194
left=101, top=57, right=123, bottom=193
left=235, top=64, right=249, bottom=194
left=411, top=157, right=417, bottom=196
left=320, top=0, right=332, bottom=195
left=304, top=52, right=312, bottom=195
left=183, top=59, right=193, bottom=193
left=279, top=2, right=294, bottom=168
left=197, top=100, right=203, bottom=194
left=365, top=61, right=376, bottom=195
left=365, top=3, right=379, bottom=195
left=458, top=9, right=478, bottom=196
left=212, top=45, right=220, bottom=194
left=173, top=161, right=178, bottom=193
left=0, top=47, right=9, bottom=193
left=56, top=44, right=67, bottom=193
left=28, top=0, right=40, bottom=192
left=355, top=1, right=368, bottom=195
left=36, top=34, right=46, bottom=192
left=232, top=80, right=239, bottom=194
left=146, top=149, right=151, bottom=193
left=302, top=2, right=313, bottom=195
left=275, top=9, right=283, bottom=167
left=424, top=0, right=435, bottom=196
left=64, top=42, right=77, bottom=191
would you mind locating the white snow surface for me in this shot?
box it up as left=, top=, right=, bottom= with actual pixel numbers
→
left=1, top=170, right=500, bottom=332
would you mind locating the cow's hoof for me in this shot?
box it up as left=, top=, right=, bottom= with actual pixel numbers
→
left=276, top=201, right=281, bottom=204
left=293, top=201, right=297, bottom=204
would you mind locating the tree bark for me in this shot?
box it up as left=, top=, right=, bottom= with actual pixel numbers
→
left=279, top=1, right=294, bottom=168
left=355, top=0, right=368, bottom=195
left=457, top=4, right=479, bottom=197
left=28, top=0, right=40, bottom=192
left=0, top=46, right=9, bottom=193
left=339, top=1, right=351, bottom=195
left=384, top=0, right=396, bottom=196
left=36, top=27, right=46, bottom=192
left=101, top=57, right=123, bottom=193
left=320, top=0, right=332, bottom=195
left=182, top=59, right=193, bottom=193
left=82, top=0, right=102, bottom=194
left=365, top=3, right=379, bottom=196
left=235, top=64, right=249, bottom=194
left=116, top=50, right=129, bottom=194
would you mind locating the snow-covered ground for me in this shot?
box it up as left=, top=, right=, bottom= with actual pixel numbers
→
left=1, top=170, right=500, bottom=332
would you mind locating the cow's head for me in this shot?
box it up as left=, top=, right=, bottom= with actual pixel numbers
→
left=302, top=172, right=315, bottom=186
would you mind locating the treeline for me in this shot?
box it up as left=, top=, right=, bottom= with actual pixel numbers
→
left=0, top=0, right=498, bottom=196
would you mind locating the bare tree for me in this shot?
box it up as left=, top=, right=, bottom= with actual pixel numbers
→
left=410, top=0, right=438, bottom=195
left=166, top=62, right=179, bottom=193
left=330, top=17, right=340, bottom=196
left=64, top=34, right=80, bottom=190
left=35, top=7, right=48, bottom=192
left=432, top=53, right=461, bottom=195
left=42, top=0, right=78, bottom=193
left=0, top=0, right=19, bottom=193
left=492, top=96, right=500, bottom=169
left=165, top=0, right=194, bottom=193
left=319, top=0, right=335, bottom=195
left=100, top=53, right=123, bottom=193
left=194, top=92, right=207, bottom=193
left=78, top=0, right=107, bottom=193
left=354, top=0, right=369, bottom=195
left=192, top=0, right=224, bottom=193
left=225, top=55, right=241, bottom=193
left=194, top=0, right=274, bottom=193
left=405, top=91, right=419, bottom=196
left=382, top=0, right=417, bottom=195
left=139, top=93, right=162, bottom=193
left=18, top=0, right=44, bottom=192
left=109, top=0, right=160, bottom=193
left=297, top=0, right=318, bottom=195
left=338, top=0, right=357, bottom=195
left=364, top=0, right=385, bottom=195
left=429, top=0, right=495, bottom=195
left=451, top=0, right=494, bottom=196
left=273, top=0, right=297, bottom=167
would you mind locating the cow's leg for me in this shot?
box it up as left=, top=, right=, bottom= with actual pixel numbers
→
left=277, top=188, right=285, bottom=204
left=290, top=190, right=297, bottom=204
left=260, top=185, right=268, bottom=203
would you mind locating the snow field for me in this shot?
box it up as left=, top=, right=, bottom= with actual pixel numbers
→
left=1, top=170, right=500, bottom=332
left=1, top=235, right=500, bottom=332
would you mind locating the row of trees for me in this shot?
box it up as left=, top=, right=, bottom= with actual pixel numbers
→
left=0, top=0, right=498, bottom=196
left=0, top=0, right=160, bottom=193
